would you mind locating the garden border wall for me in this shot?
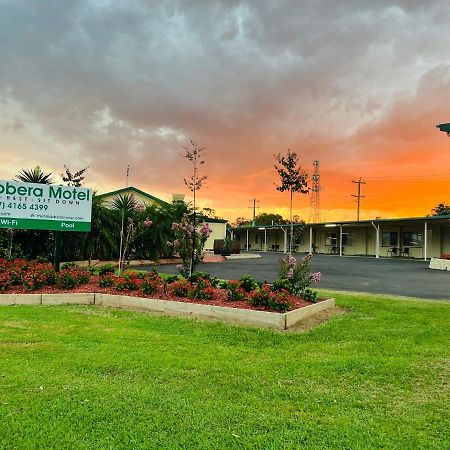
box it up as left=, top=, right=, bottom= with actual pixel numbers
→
left=0, top=293, right=335, bottom=330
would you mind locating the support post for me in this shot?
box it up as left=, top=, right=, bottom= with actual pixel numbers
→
left=54, top=231, right=62, bottom=272
left=424, top=221, right=428, bottom=261
left=283, top=229, right=287, bottom=253
left=309, top=227, right=313, bottom=254
left=339, top=225, right=343, bottom=256
left=371, top=222, right=380, bottom=259
left=246, top=229, right=249, bottom=251
left=264, top=228, right=267, bottom=252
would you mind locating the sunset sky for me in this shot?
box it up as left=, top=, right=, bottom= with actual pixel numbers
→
left=1, top=0, right=449, bottom=223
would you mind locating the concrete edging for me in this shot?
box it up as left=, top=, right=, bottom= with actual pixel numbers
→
left=0, top=293, right=335, bottom=330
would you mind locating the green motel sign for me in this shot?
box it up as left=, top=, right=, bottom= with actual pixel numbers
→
left=0, top=180, right=92, bottom=232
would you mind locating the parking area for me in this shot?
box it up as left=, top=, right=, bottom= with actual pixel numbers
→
left=154, top=253, right=450, bottom=300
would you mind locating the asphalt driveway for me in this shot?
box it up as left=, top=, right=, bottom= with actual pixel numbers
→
left=153, top=253, right=450, bottom=300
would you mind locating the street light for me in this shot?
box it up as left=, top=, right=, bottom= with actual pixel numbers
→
left=436, top=123, right=450, bottom=136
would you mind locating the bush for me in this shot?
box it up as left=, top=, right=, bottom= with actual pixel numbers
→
left=115, top=273, right=139, bottom=291
left=248, top=284, right=291, bottom=312
left=56, top=270, right=77, bottom=290
left=226, top=280, right=246, bottom=301
left=0, top=271, right=12, bottom=292
left=171, top=279, right=193, bottom=298
left=440, top=253, right=450, bottom=260
left=141, top=274, right=162, bottom=295
left=98, top=263, right=115, bottom=276
left=188, top=277, right=215, bottom=301
left=56, top=266, right=90, bottom=290
left=23, top=262, right=56, bottom=291
left=98, top=275, right=114, bottom=287
left=303, top=288, right=318, bottom=303
left=164, top=275, right=179, bottom=284
left=239, top=275, right=258, bottom=292
left=271, top=278, right=292, bottom=293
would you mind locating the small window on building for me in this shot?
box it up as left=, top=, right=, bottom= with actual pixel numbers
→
left=325, top=232, right=338, bottom=246
left=381, top=232, right=398, bottom=247
left=342, top=232, right=354, bottom=246
left=255, top=234, right=259, bottom=244
left=402, top=232, right=423, bottom=247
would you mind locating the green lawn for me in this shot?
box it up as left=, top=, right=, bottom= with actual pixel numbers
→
left=0, top=291, right=449, bottom=449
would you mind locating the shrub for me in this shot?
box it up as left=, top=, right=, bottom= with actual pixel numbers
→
left=141, top=274, right=162, bottom=295
left=56, top=270, right=77, bottom=290
left=56, top=266, right=90, bottom=290
left=239, top=275, right=258, bottom=292
left=98, top=275, right=114, bottom=287
left=303, top=288, right=318, bottom=303
left=61, top=262, right=77, bottom=269
left=271, top=278, right=293, bottom=293
left=23, top=262, right=56, bottom=291
left=115, top=273, right=139, bottom=291
left=278, top=254, right=321, bottom=296
left=171, top=279, right=193, bottom=298
left=248, top=284, right=291, bottom=312
left=440, top=253, right=450, bottom=260
left=164, top=275, right=179, bottom=284
left=226, top=280, right=246, bottom=301
left=98, top=263, right=115, bottom=276
left=188, top=277, right=215, bottom=301
left=0, top=271, right=12, bottom=292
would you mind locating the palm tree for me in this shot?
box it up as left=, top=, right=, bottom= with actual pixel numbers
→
left=15, top=166, right=54, bottom=184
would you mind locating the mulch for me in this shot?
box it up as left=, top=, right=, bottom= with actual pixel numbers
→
left=6, top=277, right=318, bottom=313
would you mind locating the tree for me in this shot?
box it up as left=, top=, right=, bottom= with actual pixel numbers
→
left=15, top=166, right=53, bottom=184
left=274, top=150, right=309, bottom=254
left=183, top=140, right=207, bottom=276
left=431, top=202, right=450, bottom=216
left=61, top=165, right=89, bottom=187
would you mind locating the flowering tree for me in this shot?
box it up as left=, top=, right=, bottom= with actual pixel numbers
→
left=279, top=253, right=321, bottom=296
left=168, top=214, right=211, bottom=277
left=274, top=150, right=309, bottom=254
left=182, top=140, right=207, bottom=276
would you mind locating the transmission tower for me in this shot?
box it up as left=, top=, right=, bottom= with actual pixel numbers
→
left=309, top=160, right=321, bottom=223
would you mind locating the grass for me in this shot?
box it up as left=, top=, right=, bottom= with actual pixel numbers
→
left=0, top=291, right=449, bottom=449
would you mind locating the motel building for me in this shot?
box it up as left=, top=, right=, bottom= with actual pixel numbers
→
left=231, top=215, right=450, bottom=260
left=96, top=186, right=227, bottom=251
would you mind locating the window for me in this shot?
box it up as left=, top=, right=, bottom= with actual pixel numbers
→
left=381, top=232, right=398, bottom=247
left=325, top=232, right=338, bottom=246
left=255, top=234, right=259, bottom=244
left=341, top=232, right=353, bottom=246
left=402, top=232, right=423, bottom=247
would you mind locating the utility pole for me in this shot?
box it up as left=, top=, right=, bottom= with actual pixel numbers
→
left=309, top=160, right=321, bottom=223
left=248, top=198, right=260, bottom=225
left=351, top=178, right=366, bottom=221
left=118, top=164, right=130, bottom=275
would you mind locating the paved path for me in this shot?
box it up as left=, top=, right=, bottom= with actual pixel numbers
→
left=152, top=253, right=450, bottom=300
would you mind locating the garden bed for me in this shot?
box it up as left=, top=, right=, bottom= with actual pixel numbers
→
left=0, top=292, right=335, bottom=330
left=0, top=258, right=333, bottom=329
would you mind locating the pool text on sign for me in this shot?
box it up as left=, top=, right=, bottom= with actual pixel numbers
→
left=0, top=180, right=92, bottom=232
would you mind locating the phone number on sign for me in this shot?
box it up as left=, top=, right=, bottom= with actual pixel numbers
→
left=0, top=202, right=49, bottom=211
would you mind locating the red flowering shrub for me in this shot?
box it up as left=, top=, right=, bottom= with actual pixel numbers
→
left=226, top=280, right=247, bottom=301
left=56, top=266, right=90, bottom=290
left=98, top=274, right=114, bottom=287
left=141, top=273, right=162, bottom=295
left=23, top=263, right=56, bottom=291
left=248, top=284, right=291, bottom=312
left=115, top=273, right=139, bottom=291
left=171, top=279, right=194, bottom=297
left=0, top=271, right=12, bottom=292
left=188, top=277, right=215, bottom=300
left=440, top=253, right=450, bottom=260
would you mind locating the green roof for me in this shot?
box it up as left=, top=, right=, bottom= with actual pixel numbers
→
left=97, top=186, right=170, bottom=206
